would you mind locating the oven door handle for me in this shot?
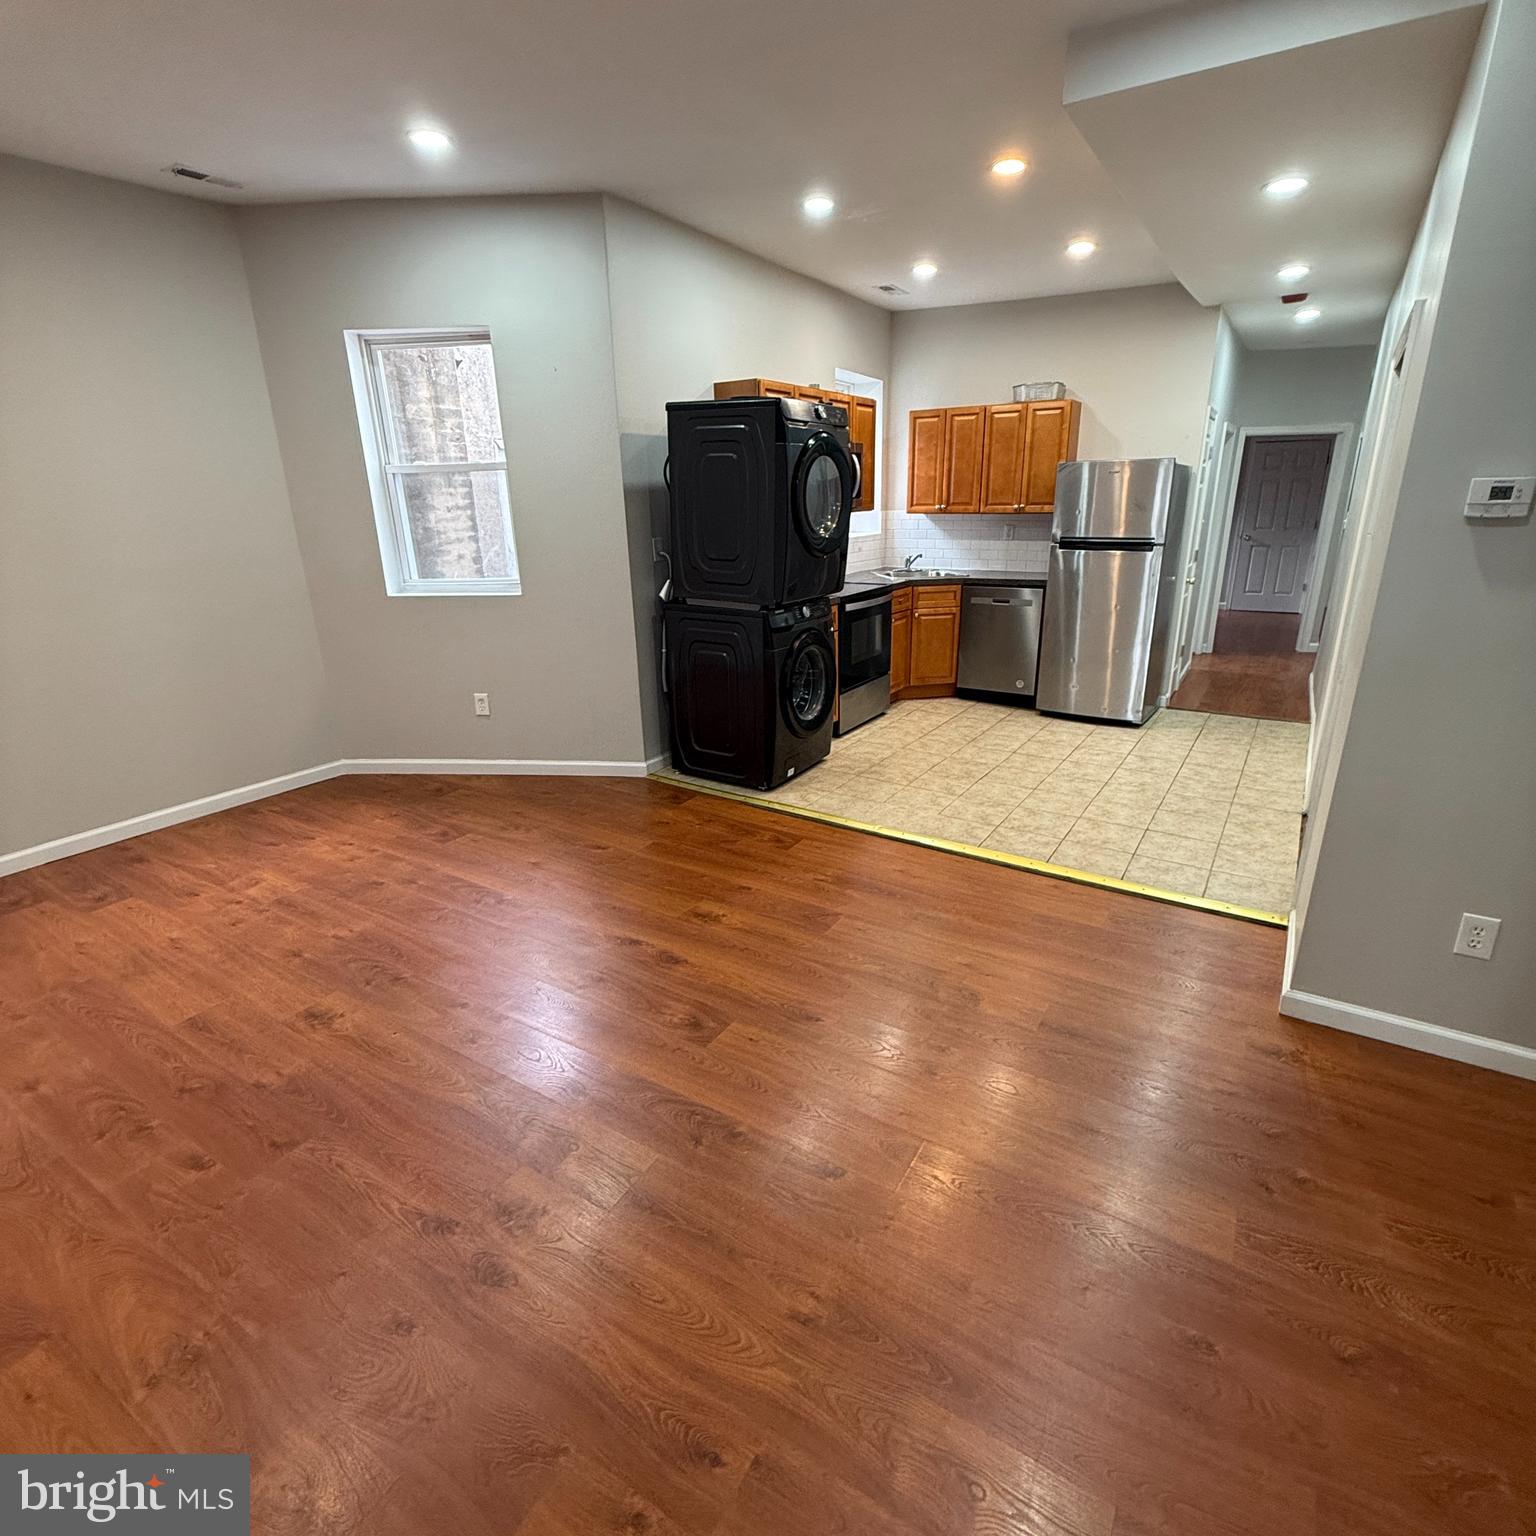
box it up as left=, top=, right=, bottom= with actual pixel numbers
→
left=841, top=594, right=892, bottom=615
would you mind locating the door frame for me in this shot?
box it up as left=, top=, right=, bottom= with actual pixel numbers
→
left=1198, top=420, right=1356, bottom=654
left=1170, top=408, right=1222, bottom=689
left=1183, top=421, right=1240, bottom=673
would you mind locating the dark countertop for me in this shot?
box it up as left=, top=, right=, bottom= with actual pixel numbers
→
left=833, top=568, right=1047, bottom=602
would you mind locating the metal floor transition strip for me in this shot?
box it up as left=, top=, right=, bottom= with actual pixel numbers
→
left=650, top=770, right=1289, bottom=928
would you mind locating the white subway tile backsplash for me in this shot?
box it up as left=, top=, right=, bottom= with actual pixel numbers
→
left=849, top=514, right=1053, bottom=576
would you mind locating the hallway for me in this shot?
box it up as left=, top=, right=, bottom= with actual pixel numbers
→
left=1172, top=611, right=1314, bottom=723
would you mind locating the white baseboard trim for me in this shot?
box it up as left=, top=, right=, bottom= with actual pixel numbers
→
left=0, top=756, right=657, bottom=878
left=1280, top=985, right=1536, bottom=1081
left=0, top=760, right=348, bottom=879
left=341, top=758, right=651, bottom=777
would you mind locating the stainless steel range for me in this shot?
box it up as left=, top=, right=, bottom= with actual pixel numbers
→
left=834, top=588, right=892, bottom=735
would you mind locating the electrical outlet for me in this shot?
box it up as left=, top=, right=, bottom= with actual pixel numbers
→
left=472, top=692, right=491, bottom=717
left=1453, top=913, right=1500, bottom=960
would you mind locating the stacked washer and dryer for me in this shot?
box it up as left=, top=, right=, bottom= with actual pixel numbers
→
left=662, top=397, right=856, bottom=790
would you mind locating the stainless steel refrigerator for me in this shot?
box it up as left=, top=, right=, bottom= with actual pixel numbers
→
left=1036, top=458, right=1191, bottom=725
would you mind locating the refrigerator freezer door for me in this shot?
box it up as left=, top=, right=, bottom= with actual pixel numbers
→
left=1037, top=545, right=1163, bottom=724
left=1052, top=458, right=1179, bottom=543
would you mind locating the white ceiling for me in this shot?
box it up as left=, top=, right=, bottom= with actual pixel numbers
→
left=0, top=0, right=1181, bottom=312
left=0, top=0, right=1483, bottom=343
left=1066, top=3, right=1484, bottom=347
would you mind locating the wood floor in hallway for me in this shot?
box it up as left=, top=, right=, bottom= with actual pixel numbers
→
left=1171, top=611, right=1315, bottom=722
left=2, top=775, right=1532, bottom=1536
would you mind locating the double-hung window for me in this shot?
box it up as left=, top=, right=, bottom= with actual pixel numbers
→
left=346, top=327, right=521, bottom=595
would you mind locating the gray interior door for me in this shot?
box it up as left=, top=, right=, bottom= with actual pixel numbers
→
left=1225, top=435, right=1333, bottom=614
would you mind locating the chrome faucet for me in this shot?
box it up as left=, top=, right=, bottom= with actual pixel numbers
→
left=903, top=552, right=924, bottom=570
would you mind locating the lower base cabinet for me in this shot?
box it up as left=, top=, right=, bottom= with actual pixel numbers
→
left=890, top=599, right=911, bottom=695
left=890, top=584, right=959, bottom=701
left=830, top=603, right=840, bottom=728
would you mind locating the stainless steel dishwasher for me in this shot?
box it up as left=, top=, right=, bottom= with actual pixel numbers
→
left=957, top=585, right=1043, bottom=698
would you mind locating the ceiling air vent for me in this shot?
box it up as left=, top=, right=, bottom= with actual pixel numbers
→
left=875, top=283, right=909, bottom=297
left=163, top=163, right=243, bottom=190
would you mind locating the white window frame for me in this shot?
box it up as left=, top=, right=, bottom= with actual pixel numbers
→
left=835, top=366, right=884, bottom=540
left=344, top=326, right=522, bottom=597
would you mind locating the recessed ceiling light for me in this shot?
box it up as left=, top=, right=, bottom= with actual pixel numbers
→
left=911, top=260, right=939, bottom=280
left=802, top=192, right=836, bottom=219
left=1277, top=261, right=1311, bottom=282
left=407, top=127, right=453, bottom=154
left=1294, top=307, right=1322, bottom=325
left=1262, top=173, right=1310, bottom=200
left=990, top=156, right=1028, bottom=178
left=1065, top=238, right=1097, bottom=260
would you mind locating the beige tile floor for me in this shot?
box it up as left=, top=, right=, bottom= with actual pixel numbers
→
left=678, top=699, right=1308, bottom=916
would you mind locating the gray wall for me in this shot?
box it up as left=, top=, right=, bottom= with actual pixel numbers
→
left=1292, top=0, right=1536, bottom=1053
left=1232, top=345, right=1376, bottom=434
left=0, top=155, right=332, bottom=855
left=236, top=195, right=647, bottom=765
left=600, top=197, right=893, bottom=760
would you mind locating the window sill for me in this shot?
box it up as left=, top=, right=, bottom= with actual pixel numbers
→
left=385, top=578, right=523, bottom=598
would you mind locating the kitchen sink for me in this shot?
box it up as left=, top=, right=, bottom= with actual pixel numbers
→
left=865, top=566, right=969, bottom=579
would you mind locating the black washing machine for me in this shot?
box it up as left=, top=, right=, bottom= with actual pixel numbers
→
left=663, top=599, right=835, bottom=791
left=666, top=397, right=854, bottom=606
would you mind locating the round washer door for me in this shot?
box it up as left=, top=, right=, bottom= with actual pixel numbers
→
left=791, top=433, right=852, bottom=554
left=781, top=631, right=835, bottom=737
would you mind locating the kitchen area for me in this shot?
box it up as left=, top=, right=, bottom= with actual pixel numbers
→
left=659, top=374, right=1307, bottom=924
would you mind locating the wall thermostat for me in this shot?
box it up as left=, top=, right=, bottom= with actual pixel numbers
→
left=1465, top=476, right=1533, bottom=518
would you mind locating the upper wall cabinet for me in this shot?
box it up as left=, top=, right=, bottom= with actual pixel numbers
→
left=713, top=377, right=876, bottom=511
left=910, top=398, right=1081, bottom=515
left=846, top=395, right=877, bottom=513
left=907, top=409, right=947, bottom=515
left=907, top=405, right=987, bottom=514
left=1021, top=400, right=1079, bottom=512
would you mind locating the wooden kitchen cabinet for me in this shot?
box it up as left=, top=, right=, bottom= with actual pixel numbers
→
left=907, top=405, right=985, bottom=515
left=714, top=377, right=800, bottom=401
left=1022, top=398, right=1080, bottom=511
left=909, top=397, right=1081, bottom=515
left=907, top=409, right=947, bottom=514
left=888, top=585, right=914, bottom=695
left=980, top=402, right=1030, bottom=513
left=941, top=407, right=986, bottom=513
left=887, top=583, right=959, bottom=700
left=908, top=585, right=961, bottom=691
left=889, top=607, right=911, bottom=695
left=830, top=602, right=840, bottom=728
left=713, top=377, right=876, bottom=512
left=847, top=394, right=877, bottom=512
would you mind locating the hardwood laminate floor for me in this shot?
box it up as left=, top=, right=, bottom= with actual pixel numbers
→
left=2, top=776, right=1532, bottom=1535
left=1170, top=612, right=1314, bottom=723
